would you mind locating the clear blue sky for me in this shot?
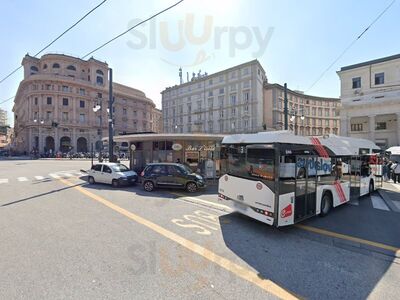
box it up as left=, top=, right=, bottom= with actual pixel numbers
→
left=1, top=0, right=399, bottom=126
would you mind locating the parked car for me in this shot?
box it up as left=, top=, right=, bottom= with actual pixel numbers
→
left=87, top=163, right=138, bottom=187
left=141, top=163, right=206, bottom=192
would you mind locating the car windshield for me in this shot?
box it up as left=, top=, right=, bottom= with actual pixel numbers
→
left=111, top=164, right=130, bottom=172
left=180, top=164, right=193, bottom=174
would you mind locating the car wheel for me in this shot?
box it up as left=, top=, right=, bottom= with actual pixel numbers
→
left=320, top=192, right=332, bottom=217
left=88, top=176, right=95, bottom=184
left=143, top=180, right=154, bottom=192
left=186, top=182, right=197, bottom=193
left=112, top=179, right=120, bottom=188
left=369, top=180, right=374, bottom=194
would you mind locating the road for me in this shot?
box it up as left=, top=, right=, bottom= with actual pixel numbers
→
left=0, top=159, right=399, bottom=299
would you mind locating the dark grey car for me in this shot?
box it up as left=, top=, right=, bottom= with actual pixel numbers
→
left=141, top=163, right=206, bottom=193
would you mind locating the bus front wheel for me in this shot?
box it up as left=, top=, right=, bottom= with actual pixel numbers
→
left=320, top=192, right=332, bottom=217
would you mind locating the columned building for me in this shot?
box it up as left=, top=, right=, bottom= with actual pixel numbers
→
left=263, top=83, right=340, bottom=136
left=13, top=53, right=159, bottom=154
left=337, top=54, right=400, bottom=149
left=161, top=60, right=266, bottom=134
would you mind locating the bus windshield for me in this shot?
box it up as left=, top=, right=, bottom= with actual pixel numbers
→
left=226, top=144, right=275, bottom=182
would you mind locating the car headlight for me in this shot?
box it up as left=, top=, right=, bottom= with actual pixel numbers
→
left=196, top=175, right=204, bottom=182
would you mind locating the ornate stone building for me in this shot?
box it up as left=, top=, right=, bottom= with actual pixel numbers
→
left=263, top=83, right=340, bottom=136
left=13, top=53, right=161, bottom=154
left=161, top=60, right=266, bottom=134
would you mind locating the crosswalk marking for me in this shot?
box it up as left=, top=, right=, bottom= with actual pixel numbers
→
left=34, top=176, right=45, bottom=180
left=49, top=173, right=60, bottom=179
left=0, top=179, right=8, bottom=184
left=17, top=177, right=28, bottom=182
left=60, top=173, right=73, bottom=177
left=371, top=195, right=390, bottom=211
left=393, top=201, right=400, bottom=210
left=348, top=199, right=359, bottom=206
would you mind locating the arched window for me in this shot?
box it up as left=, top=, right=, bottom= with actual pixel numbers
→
left=52, top=63, right=60, bottom=68
left=96, top=69, right=104, bottom=75
left=43, top=64, right=48, bottom=69
left=67, top=65, right=76, bottom=71
left=96, top=76, right=104, bottom=85
left=30, top=66, right=39, bottom=75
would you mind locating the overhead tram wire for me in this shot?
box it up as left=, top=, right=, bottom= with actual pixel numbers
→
left=81, top=0, right=184, bottom=59
left=305, top=0, right=397, bottom=93
left=0, top=95, right=16, bottom=106
left=0, top=0, right=109, bottom=85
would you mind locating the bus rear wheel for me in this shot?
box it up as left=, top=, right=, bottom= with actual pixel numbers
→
left=320, top=192, right=332, bottom=217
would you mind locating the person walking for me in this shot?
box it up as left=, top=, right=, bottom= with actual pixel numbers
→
left=393, top=161, right=400, bottom=184
left=382, top=159, right=389, bottom=182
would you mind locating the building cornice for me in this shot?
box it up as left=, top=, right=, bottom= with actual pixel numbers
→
left=161, top=59, right=264, bottom=94
left=264, top=83, right=340, bottom=101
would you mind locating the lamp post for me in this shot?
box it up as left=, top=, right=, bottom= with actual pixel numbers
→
left=93, top=102, right=103, bottom=165
left=289, top=107, right=304, bottom=135
left=33, top=118, right=44, bottom=156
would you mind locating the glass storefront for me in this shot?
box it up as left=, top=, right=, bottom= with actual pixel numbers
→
left=123, top=136, right=223, bottom=178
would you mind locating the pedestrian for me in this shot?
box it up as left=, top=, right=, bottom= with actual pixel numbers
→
left=176, top=158, right=181, bottom=164
left=389, top=161, right=396, bottom=182
left=382, top=159, right=389, bottom=182
left=393, top=161, right=400, bottom=184
left=336, top=158, right=343, bottom=180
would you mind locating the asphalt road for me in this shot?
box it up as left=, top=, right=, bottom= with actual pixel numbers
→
left=0, top=160, right=399, bottom=299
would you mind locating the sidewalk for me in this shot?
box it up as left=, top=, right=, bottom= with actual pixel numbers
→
left=377, top=182, right=400, bottom=212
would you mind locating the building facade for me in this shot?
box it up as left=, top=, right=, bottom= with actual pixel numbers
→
left=0, top=126, right=12, bottom=149
left=264, top=83, right=340, bottom=136
left=152, top=108, right=163, bottom=133
left=337, top=54, right=400, bottom=149
left=13, top=53, right=159, bottom=154
left=161, top=60, right=267, bottom=134
left=0, top=108, right=7, bottom=126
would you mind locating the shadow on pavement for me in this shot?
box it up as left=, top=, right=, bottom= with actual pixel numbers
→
left=1, top=183, right=82, bottom=207
left=219, top=212, right=395, bottom=300
left=298, top=198, right=400, bottom=249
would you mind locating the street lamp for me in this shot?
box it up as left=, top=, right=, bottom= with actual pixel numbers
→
left=33, top=119, right=44, bottom=155
left=289, top=107, right=304, bottom=135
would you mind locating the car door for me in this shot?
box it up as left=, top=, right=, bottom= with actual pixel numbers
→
left=168, top=165, right=186, bottom=187
left=91, top=164, right=104, bottom=182
left=154, top=165, right=169, bottom=187
left=101, top=165, right=113, bottom=184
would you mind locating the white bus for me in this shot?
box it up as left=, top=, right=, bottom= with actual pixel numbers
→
left=218, top=131, right=381, bottom=227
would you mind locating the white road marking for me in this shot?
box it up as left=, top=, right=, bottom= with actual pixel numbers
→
left=49, top=173, right=60, bottom=179
left=172, top=193, right=233, bottom=212
left=348, top=199, right=359, bottom=206
left=393, top=201, right=400, bottom=211
left=34, top=176, right=45, bottom=180
left=17, top=177, right=28, bottom=182
left=61, top=173, right=73, bottom=177
left=0, top=179, right=8, bottom=184
left=371, top=195, right=390, bottom=211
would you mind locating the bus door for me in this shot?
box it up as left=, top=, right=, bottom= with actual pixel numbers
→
left=294, top=156, right=317, bottom=222
left=350, top=156, right=361, bottom=200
